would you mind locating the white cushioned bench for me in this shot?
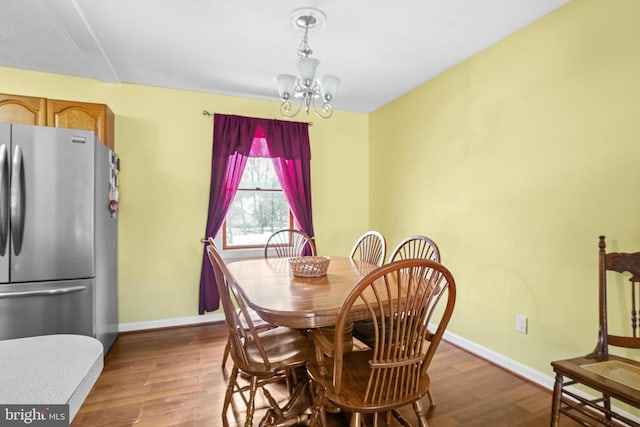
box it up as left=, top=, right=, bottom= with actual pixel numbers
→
left=0, top=334, right=103, bottom=422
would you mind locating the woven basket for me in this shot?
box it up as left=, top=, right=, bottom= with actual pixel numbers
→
left=288, top=256, right=331, bottom=278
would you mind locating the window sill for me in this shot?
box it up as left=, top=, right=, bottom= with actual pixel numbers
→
left=220, top=247, right=264, bottom=261
left=212, top=235, right=264, bottom=261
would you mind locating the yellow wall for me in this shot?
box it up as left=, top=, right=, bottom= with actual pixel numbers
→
left=0, top=67, right=370, bottom=323
left=369, top=0, right=640, bottom=377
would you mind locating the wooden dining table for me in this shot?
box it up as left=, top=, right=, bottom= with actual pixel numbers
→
left=226, top=256, right=378, bottom=330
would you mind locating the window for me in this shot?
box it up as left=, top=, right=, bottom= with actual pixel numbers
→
left=222, top=157, right=293, bottom=249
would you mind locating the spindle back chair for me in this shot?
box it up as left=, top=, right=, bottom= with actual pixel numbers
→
left=551, top=236, right=640, bottom=426
left=307, top=258, right=456, bottom=426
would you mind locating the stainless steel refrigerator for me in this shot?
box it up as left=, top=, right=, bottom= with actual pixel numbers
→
left=0, top=123, right=118, bottom=353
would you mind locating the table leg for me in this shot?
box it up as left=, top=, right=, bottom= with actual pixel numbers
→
left=259, top=323, right=355, bottom=426
left=319, top=322, right=354, bottom=352
left=260, top=375, right=312, bottom=427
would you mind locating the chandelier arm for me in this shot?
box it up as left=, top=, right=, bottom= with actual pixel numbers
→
left=280, top=100, right=303, bottom=118
left=312, top=100, right=334, bottom=119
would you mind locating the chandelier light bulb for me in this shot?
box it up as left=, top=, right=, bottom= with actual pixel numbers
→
left=319, top=75, right=340, bottom=102
left=297, top=57, right=319, bottom=87
left=274, top=74, right=296, bottom=99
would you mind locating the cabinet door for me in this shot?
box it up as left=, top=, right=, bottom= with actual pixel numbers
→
left=0, top=94, right=46, bottom=126
left=46, top=99, right=114, bottom=151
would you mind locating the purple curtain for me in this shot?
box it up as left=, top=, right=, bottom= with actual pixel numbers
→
left=199, top=114, right=314, bottom=314
left=271, top=158, right=315, bottom=255
left=263, top=120, right=315, bottom=255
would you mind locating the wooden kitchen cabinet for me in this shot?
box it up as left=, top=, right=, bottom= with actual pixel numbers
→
left=46, top=99, right=114, bottom=151
left=0, top=94, right=47, bottom=126
left=0, top=93, right=114, bottom=151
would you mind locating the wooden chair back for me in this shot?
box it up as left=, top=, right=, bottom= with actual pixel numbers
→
left=592, top=235, right=640, bottom=357
left=264, top=229, right=316, bottom=258
left=352, top=235, right=440, bottom=368
left=206, top=240, right=272, bottom=371
left=333, top=258, right=456, bottom=401
left=349, top=231, right=386, bottom=266
left=550, top=236, right=640, bottom=426
left=389, top=235, right=440, bottom=263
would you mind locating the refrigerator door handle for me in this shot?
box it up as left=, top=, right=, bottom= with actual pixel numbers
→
left=0, top=285, right=87, bottom=299
left=0, top=144, right=8, bottom=256
left=10, top=145, right=25, bottom=255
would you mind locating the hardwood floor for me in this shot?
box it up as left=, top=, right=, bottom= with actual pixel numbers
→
left=72, top=323, right=580, bottom=426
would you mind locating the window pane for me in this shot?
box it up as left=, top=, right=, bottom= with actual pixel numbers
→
left=225, top=190, right=290, bottom=246
left=224, top=158, right=291, bottom=248
left=238, top=158, right=281, bottom=190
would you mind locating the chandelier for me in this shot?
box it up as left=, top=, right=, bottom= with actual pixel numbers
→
left=274, top=8, right=340, bottom=119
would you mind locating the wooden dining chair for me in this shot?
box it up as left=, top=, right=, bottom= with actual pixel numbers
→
left=349, top=231, right=386, bottom=266
left=550, top=236, right=640, bottom=426
left=306, top=258, right=457, bottom=427
left=206, top=242, right=316, bottom=427
left=388, top=235, right=440, bottom=264
left=388, top=235, right=442, bottom=407
left=264, top=228, right=316, bottom=258
left=354, top=235, right=442, bottom=350
left=205, top=238, right=277, bottom=370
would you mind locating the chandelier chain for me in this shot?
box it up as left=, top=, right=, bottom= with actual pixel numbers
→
left=298, top=22, right=312, bottom=58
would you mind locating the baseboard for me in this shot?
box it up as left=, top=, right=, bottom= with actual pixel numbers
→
left=442, top=330, right=556, bottom=390
left=118, top=313, right=225, bottom=332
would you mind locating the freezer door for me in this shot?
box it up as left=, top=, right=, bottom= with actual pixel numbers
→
left=0, top=123, right=9, bottom=283
left=11, top=125, right=95, bottom=282
left=0, top=279, right=94, bottom=340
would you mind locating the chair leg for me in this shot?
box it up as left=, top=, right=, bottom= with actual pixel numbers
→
left=413, top=399, right=429, bottom=427
left=222, top=365, right=239, bottom=427
left=319, top=405, right=327, bottom=427
left=390, top=409, right=412, bottom=427
left=350, top=412, right=363, bottom=427
left=426, top=387, right=435, bottom=407
left=550, top=373, right=563, bottom=427
left=245, top=376, right=259, bottom=427
left=309, top=380, right=327, bottom=427
left=603, top=394, right=612, bottom=422
left=222, top=337, right=231, bottom=369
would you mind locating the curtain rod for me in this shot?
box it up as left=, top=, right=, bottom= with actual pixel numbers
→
left=202, top=110, right=313, bottom=126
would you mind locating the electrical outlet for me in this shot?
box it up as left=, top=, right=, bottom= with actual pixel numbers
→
left=516, top=314, right=528, bottom=334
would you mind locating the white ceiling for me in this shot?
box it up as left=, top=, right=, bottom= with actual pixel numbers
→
left=0, top=0, right=569, bottom=114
